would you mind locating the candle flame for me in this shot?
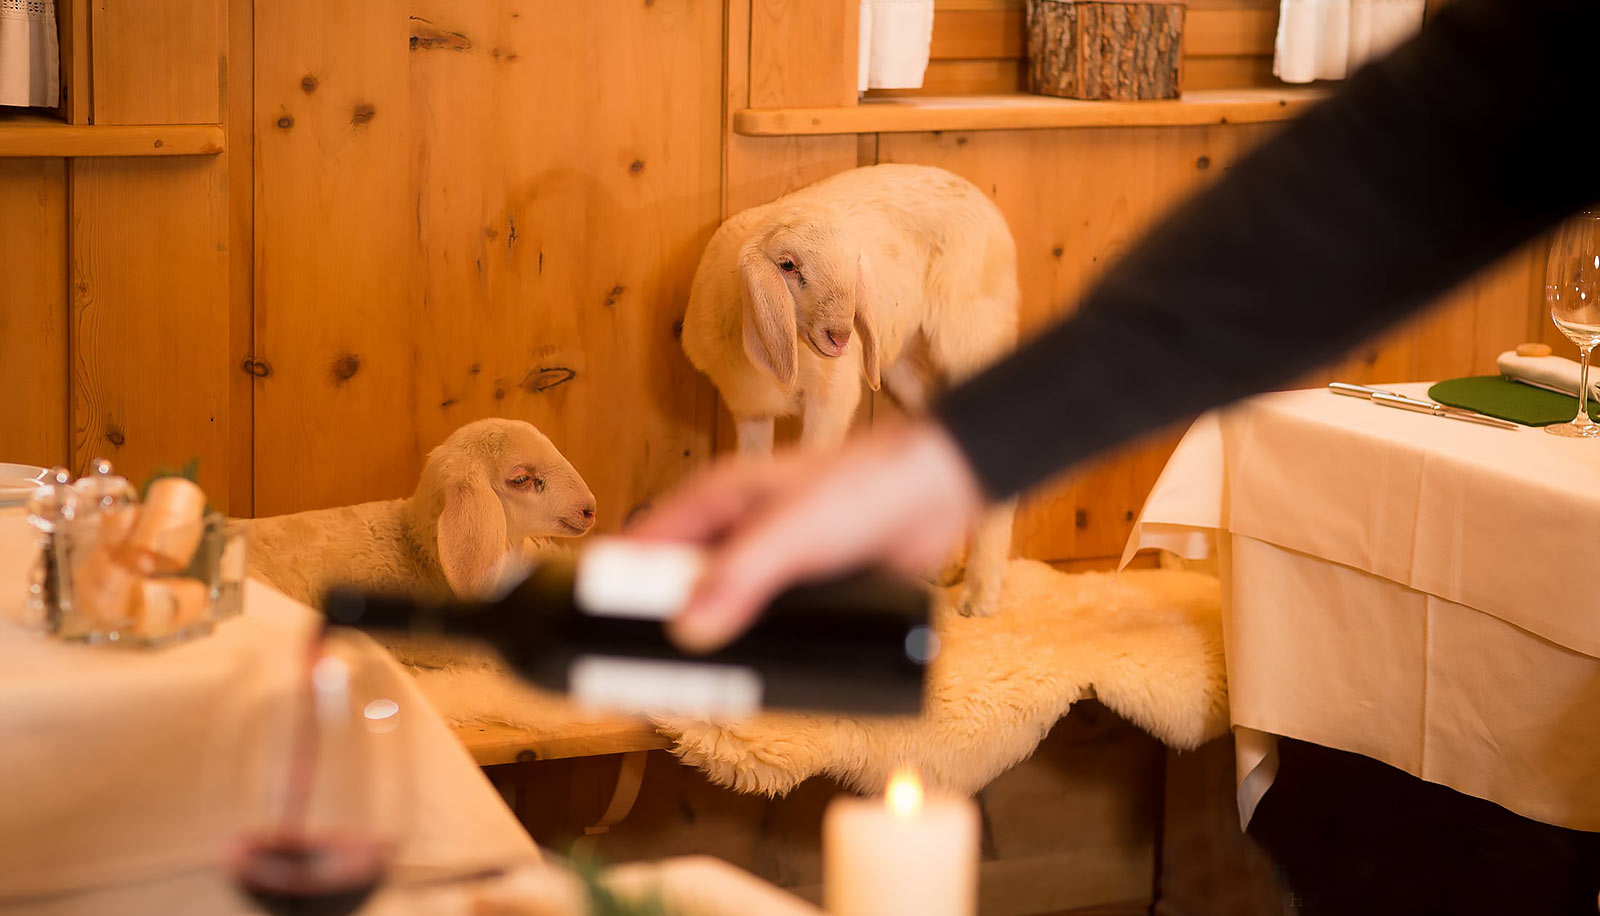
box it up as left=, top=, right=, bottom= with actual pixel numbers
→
left=886, top=768, right=923, bottom=817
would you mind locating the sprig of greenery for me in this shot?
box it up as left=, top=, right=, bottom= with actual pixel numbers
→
left=572, top=856, right=678, bottom=916
left=138, top=457, right=202, bottom=501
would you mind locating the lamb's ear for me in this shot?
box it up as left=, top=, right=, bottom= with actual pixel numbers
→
left=853, top=252, right=881, bottom=391
left=436, top=471, right=509, bottom=599
left=739, top=242, right=799, bottom=390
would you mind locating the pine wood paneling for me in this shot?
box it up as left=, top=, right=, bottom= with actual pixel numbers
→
left=253, top=0, right=722, bottom=527
left=71, top=0, right=231, bottom=503
left=405, top=0, right=722, bottom=528
left=749, top=0, right=858, bottom=109
left=0, top=159, right=69, bottom=468
left=252, top=1, right=422, bottom=515
left=90, top=0, right=223, bottom=124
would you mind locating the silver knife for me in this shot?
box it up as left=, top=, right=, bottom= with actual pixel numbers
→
left=1328, top=382, right=1520, bottom=430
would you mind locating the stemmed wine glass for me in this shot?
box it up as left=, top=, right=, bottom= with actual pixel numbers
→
left=1545, top=208, right=1600, bottom=438
left=216, top=628, right=412, bottom=916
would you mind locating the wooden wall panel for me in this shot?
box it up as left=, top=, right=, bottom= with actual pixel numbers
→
left=749, top=0, right=858, bottom=109
left=71, top=0, right=232, bottom=504
left=0, top=160, right=69, bottom=468
left=252, top=1, right=421, bottom=515
left=226, top=0, right=254, bottom=514
left=405, top=0, right=722, bottom=527
left=90, top=0, right=223, bottom=124
left=253, top=0, right=722, bottom=526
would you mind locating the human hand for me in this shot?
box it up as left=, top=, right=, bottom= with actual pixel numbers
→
left=630, top=419, right=986, bottom=652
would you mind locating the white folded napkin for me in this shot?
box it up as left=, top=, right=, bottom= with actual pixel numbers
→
left=859, top=0, right=934, bottom=91
left=1498, top=350, right=1600, bottom=401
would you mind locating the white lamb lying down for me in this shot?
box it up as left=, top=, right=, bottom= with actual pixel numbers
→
left=246, top=418, right=596, bottom=665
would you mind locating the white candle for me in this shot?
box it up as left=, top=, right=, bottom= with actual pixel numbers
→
left=823, top=769, right=979, bottom=916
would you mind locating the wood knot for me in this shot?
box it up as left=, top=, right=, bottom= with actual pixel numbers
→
left=276, top=114, right=293, bottom=130
left=493, top=385, right=508, bottom=401
left=351, top=103, right=377, bottom=125
left=604, top=284, right=625, bottom=306
left=1051, top=244, right=1064, bottom=258
left=105, top=426, right=126, bottom=448
left=240, top=357, right=273, bottom=378
left=330, top=353, right=361, bottom=386
left=152, top=139, right=163, bottom=149
left=515, top=750, right=539, bottom=764
left=519, top=366, right=576, bottom=394
left=300, top=74, right=318, bottom=94
left=1195, top=155, right=1211, bottom=170
left=629, top=159, right=645, bottom=174
left=1074, top=509, right=1088, bottom=530
left=955, top=136, right=968, bottom=146
left=468, top=363, right=482, bottom=376
left=440, top=398, right=458, bottom=409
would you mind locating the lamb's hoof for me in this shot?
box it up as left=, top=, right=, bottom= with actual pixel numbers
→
left=928, top=559, right=966, bottom=588
left=955, top=587, right=997, bottom=618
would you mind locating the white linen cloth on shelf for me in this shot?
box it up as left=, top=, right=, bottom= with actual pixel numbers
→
left=1122, top=383, right=1600, bottom=832
left=858, top=0, right=934, bottom=92
left=0, top=511, right=536, bottom=915
left=0, top=0, right=58, bottom=107
left=1274, top=0, right=1424, bottom=83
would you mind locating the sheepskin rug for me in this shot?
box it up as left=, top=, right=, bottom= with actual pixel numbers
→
left=412, top=558, right=1227, bottom=798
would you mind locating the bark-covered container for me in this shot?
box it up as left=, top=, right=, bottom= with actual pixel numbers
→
left=1026, top=0, right=1186, bottom=101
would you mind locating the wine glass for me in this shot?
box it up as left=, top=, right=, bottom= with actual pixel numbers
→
left=218, top=628, right=413, bottom=916
left=1545, top=208, right=1600, bottom=438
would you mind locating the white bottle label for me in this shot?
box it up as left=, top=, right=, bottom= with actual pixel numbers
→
left=568, top=654, right=763, bottom=717
left=574, top=537, right=706, bottom=621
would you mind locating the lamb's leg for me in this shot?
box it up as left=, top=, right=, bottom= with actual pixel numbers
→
left=956, top=501, right=1014, bottom=617
left=928, top=298, right=1019, bottom=615
left=800, top=370, right=862, bottom=450
left=736, top=417, right=775, bottom=457
left=881, top=359, right=933, bottom=414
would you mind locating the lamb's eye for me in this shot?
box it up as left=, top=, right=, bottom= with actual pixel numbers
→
left=777, top=258, right=796, bottom=272
left=508, top=473, right=534, bottom=489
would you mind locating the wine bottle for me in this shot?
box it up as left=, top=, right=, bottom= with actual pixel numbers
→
left=324, top=538, right=936, bottom=717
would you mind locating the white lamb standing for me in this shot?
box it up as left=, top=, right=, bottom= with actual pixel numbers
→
left=680, top=163, right=1020, bottom=616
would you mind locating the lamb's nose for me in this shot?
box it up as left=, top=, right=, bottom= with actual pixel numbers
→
left=580, top=504, right=596, bottom=521
left=826, top=328, right=851, bottom=350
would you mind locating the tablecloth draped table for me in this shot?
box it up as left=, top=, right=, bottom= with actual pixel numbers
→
left=1122, top=383, right=1600, bottom=832
left=0, top=512, right=538, bottom=915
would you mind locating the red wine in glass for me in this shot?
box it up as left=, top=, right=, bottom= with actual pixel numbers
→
left=231, top=832, right=387, bottom=916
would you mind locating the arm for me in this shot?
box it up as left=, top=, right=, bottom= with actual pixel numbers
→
left=937, top=0, right=1600, bottom=498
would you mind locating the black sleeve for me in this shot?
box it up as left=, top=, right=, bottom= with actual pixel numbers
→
left=934, top=0, right=1600, bottom=501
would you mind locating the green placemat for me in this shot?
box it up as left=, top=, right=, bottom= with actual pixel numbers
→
left=1429, top=376, right=1600, bottom=427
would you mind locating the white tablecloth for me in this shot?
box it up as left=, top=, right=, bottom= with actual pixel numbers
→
left=1123, top=384, right=1600, bottom=832
left=0, top=513, right=537, bottom=914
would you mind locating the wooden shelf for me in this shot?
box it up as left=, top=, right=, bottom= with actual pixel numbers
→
left=456, top=717, right=669, bottom=766
left=733, top=88, right=1326, bottom=136
left=0, top=113, right=224, bottom=157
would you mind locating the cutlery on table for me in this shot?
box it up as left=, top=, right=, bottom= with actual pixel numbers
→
left=1327, top=382, right=1520, bottom=431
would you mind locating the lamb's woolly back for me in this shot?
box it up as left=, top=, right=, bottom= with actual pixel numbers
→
left=246, top=499, right=440, bottom=608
